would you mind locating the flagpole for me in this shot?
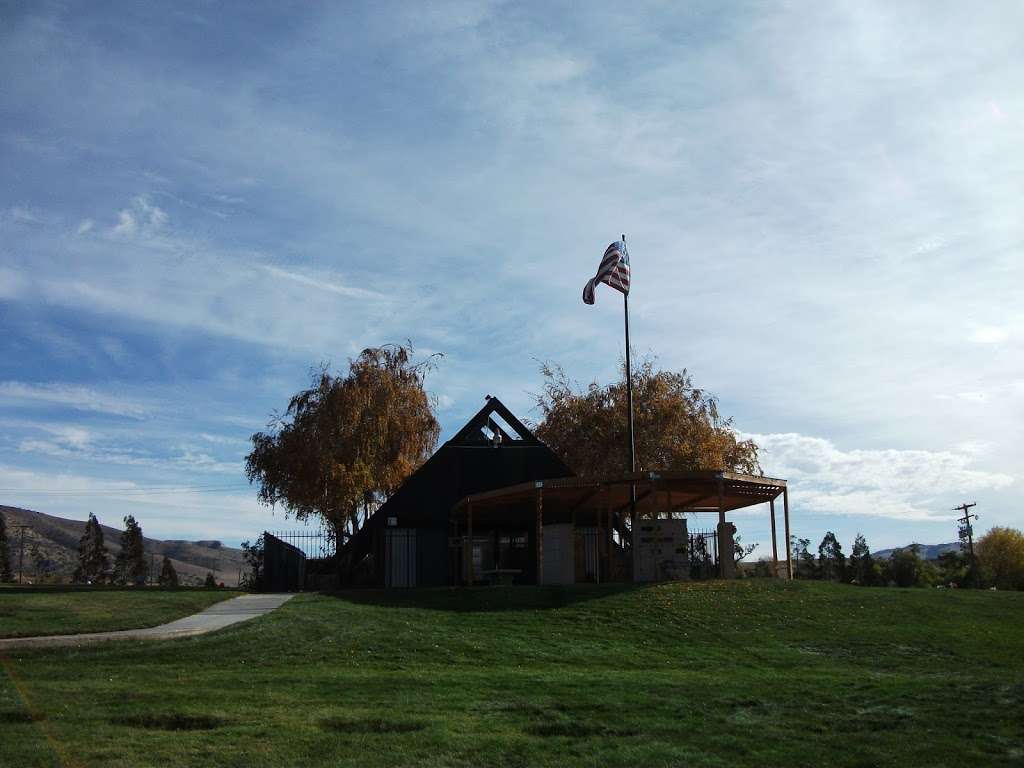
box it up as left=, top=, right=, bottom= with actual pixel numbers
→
left=622, top=234, right=636, bottom=476
left=622, top=234, right=637, bottom=538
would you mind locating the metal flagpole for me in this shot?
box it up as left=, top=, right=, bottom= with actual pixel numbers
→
left=622, top=234, right=636, bottom=476
left=622, top=235, right=637, bottom=548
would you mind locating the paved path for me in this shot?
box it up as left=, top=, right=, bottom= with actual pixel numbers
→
left=0, top=593, right=295, bottom=651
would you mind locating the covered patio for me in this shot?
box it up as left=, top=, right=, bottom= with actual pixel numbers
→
left=451, top=470, right=791, bottom=585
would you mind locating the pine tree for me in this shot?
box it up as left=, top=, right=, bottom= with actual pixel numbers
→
left=158, top=556, right=179, bottom=588
left=0, top=513, right=13, bottom=583
left=817, top=531, right=847, bottom=581
left=849, top=533, right=876, bottom=586
left=114, top=515, right=147, bottom=586
left=790, top=536, right=816, bottom=578
left=74, top=513, right=109, bottom=584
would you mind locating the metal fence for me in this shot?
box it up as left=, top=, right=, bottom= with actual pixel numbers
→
left=265, top=528, right=336, bottom=559
left=688, top=528, right=719, bottom=579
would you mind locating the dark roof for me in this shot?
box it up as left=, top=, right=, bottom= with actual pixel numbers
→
left=340, top=396, right=573, bottom=552
left=448, top=394, right=543, bottom=446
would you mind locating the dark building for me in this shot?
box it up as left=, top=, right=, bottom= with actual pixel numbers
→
left=337, top=396, right=572, bottom=587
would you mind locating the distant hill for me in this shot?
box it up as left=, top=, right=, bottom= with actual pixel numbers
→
left=0, top=505, right=246, bottom=586
left=874, top=542, right=961, bottom=561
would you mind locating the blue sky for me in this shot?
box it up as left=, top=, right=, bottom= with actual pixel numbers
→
left=1, top=1, right=1021, bottom=554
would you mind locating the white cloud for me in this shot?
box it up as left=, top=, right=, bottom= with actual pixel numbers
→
left=76, top=218, right=94, bottom=234
left=969, top=326, right=1009, bottom=344
left=748, top=432, right=1014, bottom=520
left=5, top=206, right=40, bottom=223
left=111, top=209, right=136, bottom=236
left=110, top=196, right=167, bottom=237
left=0, top=267, right=28, bottom=299
left=0, top=382, right=149, bottom=418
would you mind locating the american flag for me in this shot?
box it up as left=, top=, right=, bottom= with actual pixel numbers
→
left=582, top=240, right=630, bottom=305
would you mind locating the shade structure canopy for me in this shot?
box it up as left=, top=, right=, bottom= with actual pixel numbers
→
left=451, top=470, right=786, bottom=524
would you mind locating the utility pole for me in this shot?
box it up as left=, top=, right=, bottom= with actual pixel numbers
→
left=954, top=502, right=979, bottom=587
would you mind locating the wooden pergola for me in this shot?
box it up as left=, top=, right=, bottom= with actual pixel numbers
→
left=452, top=470, right=792, bottom=583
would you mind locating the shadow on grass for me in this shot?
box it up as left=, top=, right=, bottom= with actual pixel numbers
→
left=318, top=584, right=644, bottom=612
left=0, top=710, right=40, bottom=724
left=111, top=713, right=227, bottom=731
left=320, top=716, right=426, bottom=734
left=0, top=585, right=234, bottom=595
left=524, top=722, right=640, bottom=738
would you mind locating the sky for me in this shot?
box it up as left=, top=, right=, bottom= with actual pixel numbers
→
left=1, top=1, right=1021, bottom=555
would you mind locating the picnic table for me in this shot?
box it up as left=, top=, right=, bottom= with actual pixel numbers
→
left=481, top=568, right=522, bottom=586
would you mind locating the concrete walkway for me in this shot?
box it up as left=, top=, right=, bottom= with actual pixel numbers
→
left=0, top=593, right=295, bottom=651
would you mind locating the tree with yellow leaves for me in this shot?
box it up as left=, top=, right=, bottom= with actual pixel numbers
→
left=246, top=344, right=441, bottom=542
left=532, top=356, right=760, bottom=478
left=976, top=527, right=1024, bottom=590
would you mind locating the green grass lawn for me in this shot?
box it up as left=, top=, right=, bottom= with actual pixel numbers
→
left=0, top=587, right=242, bottom=638
left=1, top=580, right=1022, bottom=767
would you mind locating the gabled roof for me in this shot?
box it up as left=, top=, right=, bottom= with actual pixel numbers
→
left=339, top=395, right=571, bottom=555
left=447, top=395, right=541, bottom=446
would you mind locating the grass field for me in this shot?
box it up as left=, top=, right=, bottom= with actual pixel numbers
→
left=1, top=580, right=1022, bottom=767
left=0, top=587, right=241, bottom=638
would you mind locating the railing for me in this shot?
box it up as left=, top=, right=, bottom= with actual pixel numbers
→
left=265, top=529, right=336, bottom=560
left=688, top=528, right=719, bottom=579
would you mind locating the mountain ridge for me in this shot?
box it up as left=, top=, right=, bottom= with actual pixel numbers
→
left=0, top=505, right=246, bottom=586
left=873, top=542, right=960, bottom=560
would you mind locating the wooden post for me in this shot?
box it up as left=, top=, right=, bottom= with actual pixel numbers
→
left=716, top=477, right=725, bottom=578
left=769, top=498, right=779, bottom=576
left=717, top=477, right=726, bottom=527
left=606, top=491, right=613, bottom=582
left=783, top=487, right=793, bottom=580
left=465, top=503, right=473, bottom=586
left=535, top=486, right=544, bottom=586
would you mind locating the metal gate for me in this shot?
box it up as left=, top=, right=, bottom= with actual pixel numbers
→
left=263, top=532, right=306, bottom=592
left=577, top=527, right=602, bottom=583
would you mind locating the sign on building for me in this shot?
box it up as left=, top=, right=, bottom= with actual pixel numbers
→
left=633, top=518, right=689, bottom=582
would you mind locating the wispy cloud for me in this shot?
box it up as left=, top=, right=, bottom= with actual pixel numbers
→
left=0, top=382, right=149, bottom=418
left=259, top=264, right=387, bottom=300
left=17, top=436, right=241, bottom=475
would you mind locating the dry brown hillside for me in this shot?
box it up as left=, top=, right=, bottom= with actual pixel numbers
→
left=0, top=506, right=246, bottom=586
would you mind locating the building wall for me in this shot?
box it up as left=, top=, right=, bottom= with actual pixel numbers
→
left=542, top=524, right=575, bottom=585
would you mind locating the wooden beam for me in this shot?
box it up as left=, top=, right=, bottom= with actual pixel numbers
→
left=613, top=486, right=655, bottom=515
left=717, top=476, right=726, bottom=527
left=783, top=487, right=793, bottom=581
left=770, top=498, right=779, bottom=576
left=569, top=486, right=604, bottom=514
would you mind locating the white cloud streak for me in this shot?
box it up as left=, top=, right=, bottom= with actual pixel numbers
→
left=0, top=382, right=149, bottom=418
